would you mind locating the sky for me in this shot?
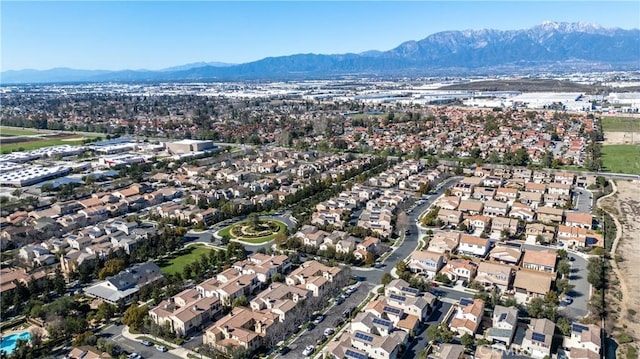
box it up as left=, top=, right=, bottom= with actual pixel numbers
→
left=2, top=1, right=639, bottom=72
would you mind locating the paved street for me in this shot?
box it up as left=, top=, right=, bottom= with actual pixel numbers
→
left=403, top=301, right=453, bottom=358
left=276, top=282, right=375, bottom=359
left=101, top=324, right=182, bottom=359
left=352, top=177, right=462, bottom=285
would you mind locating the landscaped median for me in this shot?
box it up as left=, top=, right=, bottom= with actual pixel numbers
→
left=217, top=218, right=287, bottom=244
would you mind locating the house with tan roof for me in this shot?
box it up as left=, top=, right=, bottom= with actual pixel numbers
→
left=522, top=318, right=555, bottom=358
left=427, top=231, right=460, bottom=253
left=490, top=216, right=520, bottom=237
left=537, top=207, right=564, bottom=224
left=432, top=344, right=465, bottom=359
left=464, top=215, right=491, bottom=233
left=438, top=209, right=463, bottom=225
left=203, top=306, right=281, bottom=354
left=483, top=200, right=509, bottom=217
left=509, top=204, right=536, bottom=222
left=458, top=199, right=485, bottom=215
left=285, top=260, right=343, bottom=297
left=513, top=270, right=555, bottom=303
left=450, top=298, right=485, bottom=335
left=489, top=245, right=522, bottom=265
left=525, top=182, right=547, bottom=193
left=522, top=249, right=557, bottom=272
left=472, top=186, right=496, bottom=201
left=436, top=196, right=460, bottom=210
left=458, top=235, right=490, bottom=257
left=565, top=212, right=593, bottom=229
left=475, top=262, right=514, bottom=292
left=149, top=288, right=221, bottom=336
left=408, top=250, right=444, bottom=278
left=494, top=187, right=519, bottom=202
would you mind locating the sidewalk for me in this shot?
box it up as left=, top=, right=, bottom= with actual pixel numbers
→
left=121, top=326, right=198, bottom=359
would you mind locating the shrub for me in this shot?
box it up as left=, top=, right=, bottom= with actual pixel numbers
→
left=618, top=332, right=634, bottom=344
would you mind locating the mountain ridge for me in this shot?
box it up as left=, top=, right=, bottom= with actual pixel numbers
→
left=2, top=21, right=639, bottom=84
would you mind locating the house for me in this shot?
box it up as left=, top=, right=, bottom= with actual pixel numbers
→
left=494, top=187, right=519, bottom=202
left=513, top=270, right=555, bottom=304
left=149, top=288, right=222, bottom=336
left=407, top=250, right=445, bottom=278
left=436, top=196, right=460, bottom=210
left=285, top=260, right=343, bottom=297
left=427, top=231, right=460, bottom=253
left=522, top=249, right=557, bottom=272
left=385, top=278, right=422, bottom=298
left=475, top=262, right=514, bottom=292
left=472, top=187, right=496, bottom=201
left=554, top=172, right=575, bottom=185
left=458, top=235, right=490, bottom=257
left=537, top=207, right=564, bottom=224
left=518, top=191, right=543, bottom=209
left=203, top=306, right=281, bottom=354
left=556, top=225, right=590, bottom=247
left=438, top=209, right=463, bottom=225
left=490, top=217, right=520, bottom=237
left=563, top=323, right=601, bottom=359
left=548, top=182, right=571, bottom=196
left=250, top=282, right=310, bottom=322
left=350, top=328, right=405, bottom=359
left=509, top=205, right=536, bottom=222
left=489, top=244, right=522, bottom=265
left=525, top=223, right=556, bottom=244
left=84, top=262, right=164, bottom=304
left=525, top=182, right=547, bottom=193
left=67, top=346, right=112, bottom=359
left=450, top=298, right=485, bottom=335
left=0, top=267, right=47, bottom=297
left=433, top=344, right=465, bottom=359
left=465, top=215, right=492, bottom=233
left=487, top=305, right=518, bottom=346
left=440, top=259, right=477, bottom=283
left=565, top=212, right=593, bottom=229
left=483, top=200, right=509, bottom=217
left=458, top=199, right=485, bottom=215
left=522, top=318, right=555, bottom=358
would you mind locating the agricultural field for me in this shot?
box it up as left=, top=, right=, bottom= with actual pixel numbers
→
left=156, top=244, right=215, bottom=275
left=601, top=145, right=640, bottom=174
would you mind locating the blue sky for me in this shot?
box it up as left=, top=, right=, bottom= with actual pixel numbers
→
left=2, top=1, right=639, bottom=71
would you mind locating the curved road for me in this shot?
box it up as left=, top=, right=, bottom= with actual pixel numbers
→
left=352, top=177, right=462, bottom=284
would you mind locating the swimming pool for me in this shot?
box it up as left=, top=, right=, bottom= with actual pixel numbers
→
left=0, top=332, right=31, bottom=354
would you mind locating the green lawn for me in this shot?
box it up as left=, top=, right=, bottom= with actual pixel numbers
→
left=157, top=245, right=214, bottom=275
left=0, top=138, right=87, bottom=154
left=219, top=220, right=287, bottom=244
left=0, top=127, right=41, bottom=136
left=602, top=117, right=640, bottom=132
left=602, top=145, right=640, bottom=174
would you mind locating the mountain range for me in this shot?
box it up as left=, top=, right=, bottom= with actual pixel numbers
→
left=2, top=21, right=639, bottom=84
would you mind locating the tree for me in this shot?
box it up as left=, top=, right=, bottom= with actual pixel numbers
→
left=122, top=304, right=148, bottom=331
left=461, top=333, right=475, bottom=349
left=247, top=213, right=260, bottom=231
left=98, top=258, right=126, bottom=280
left=557, top=259, right=571, bottom=278
left=557, top=316, right=571, bottom=336
left=364, top=252, right=375, bottom=266
left=426, top=324, right=441, bottom=343
left=381, top=273, right=393, bottom=286
left=556, top=278, right=574, bottom=296
left=231, top=295, right=248, bottom=308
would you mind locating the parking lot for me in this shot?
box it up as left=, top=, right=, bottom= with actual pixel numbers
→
left=276, top=282, right=375, bottom=359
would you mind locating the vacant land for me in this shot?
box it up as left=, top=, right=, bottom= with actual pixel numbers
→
left=157, top=244, right=214, bottom=275
left=0, top=127, right=41, bottom=136
left=601, top=145, right=640, bottom=174
left=600, top=180, right=640, bottom=348
left=439, top=79, right=608, bottom=93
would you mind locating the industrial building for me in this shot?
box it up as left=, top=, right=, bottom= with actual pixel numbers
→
left=166, top=139, right=215, bottom=154
left=0, top=165, right=71, bottom=187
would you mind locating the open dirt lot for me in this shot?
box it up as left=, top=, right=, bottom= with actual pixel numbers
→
left=603, top=131, right=640, bottom=145
left=600, top=180, right=640, bottom=342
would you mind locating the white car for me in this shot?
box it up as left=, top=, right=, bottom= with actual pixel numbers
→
left=303, top=345, right=315, bottom=356
left=324, top=328, right=335, bottom=336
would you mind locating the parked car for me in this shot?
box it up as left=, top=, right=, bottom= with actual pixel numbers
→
left=324, top=328, right=335, bottom=336
left=307, top=322, right=316, bottom=331
left=155, top=345, right=168, bottom=352
left=140, top=340, right=153, bottom=347
left=316, top=335, right=327, bottom=345
left=335, top=296, right=345, bottom=305
left=302, top=345, right=315, bottom=356
left=279, top=346, right=291, bottom=355
left=313, top=315, right=325, bottom=325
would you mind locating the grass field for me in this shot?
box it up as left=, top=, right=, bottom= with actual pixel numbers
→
left=602, top=117, right=640, bottom=132
left=156, top=244, right=215, bottom=275
left=602, top=145, right=640, bottom=174
left=0, top=127, right=41, bottom=136
left=218, top=220, right=287, bottom=244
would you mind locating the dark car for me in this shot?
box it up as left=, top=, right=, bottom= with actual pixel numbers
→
left=279, top=346, right=291, bottom=355
left=307, top=323, right=316, bottom=331
left=316, top=335, right=328, bottom=345
left=335, top=296, right=345, bottom=305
